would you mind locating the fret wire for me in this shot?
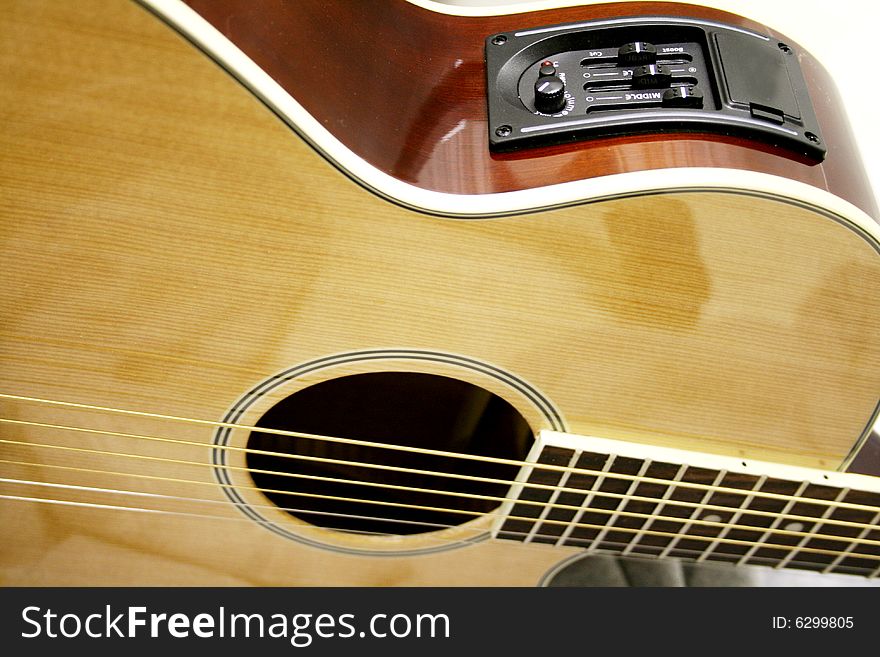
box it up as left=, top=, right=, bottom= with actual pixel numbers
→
left=824, top=509, right=880, bottom=574
left=556, top=454, right=617, bottom=546
left=697, top=475, right=766, bottom=562
left=524, top=450, right=581, bottom=543
left=495, top=445, right=562, bottom=540
left=551, top=504, right=880, bottom=565
left=558, top=539, right=880, bottom=578
left=621, top=463, right=688, bottom=556
left=659, top=469, right=727, bottom=559
left=776, top=487, right=849, bottom=569
left=737, top=480, right=809, bottom=567
left=587, top=458, right=653, bottom=554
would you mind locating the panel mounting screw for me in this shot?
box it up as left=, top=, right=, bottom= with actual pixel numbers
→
left=495, top=125, right=512, bottom=137
left=491, top=35, right=507, bottom=45
left=805, top=132, right=819, bottom=143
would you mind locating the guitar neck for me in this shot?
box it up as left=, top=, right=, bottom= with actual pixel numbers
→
left=496, top=431, right=880, bottom=578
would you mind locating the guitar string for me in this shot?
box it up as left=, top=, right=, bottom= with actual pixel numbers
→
left=3, top=444, right=880, bottom=555
left=4, top=491, right=873, bottom=578
left=6, top=436, right=880, bottom=545
left=2, top=411, right=880, bottom=517
left=1, top=476, right=878, bottom=569
left=4, top=430, right=875, bottom=537
left=3, top=395, right=876, bottom=515
left=0, top=476, right=456, bottom=534
left=1, top=474, right=875, bottom=574
left=7, top=470, right=871, bottom=569
left=0, top=410, right=875, bottom=511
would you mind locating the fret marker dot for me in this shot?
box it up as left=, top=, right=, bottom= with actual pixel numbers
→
left=784, top=521, right=805, bottom=532
left=703, top=514, right=723, bottom=523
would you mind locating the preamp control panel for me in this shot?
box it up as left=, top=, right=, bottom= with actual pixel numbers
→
left=485, top=18, right=825, bottom=160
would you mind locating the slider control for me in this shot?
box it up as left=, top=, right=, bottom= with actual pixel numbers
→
left=662, top=86, right=703, bottom=108
left=632, top=64, right=672, bottom=88
left=618, top=42, right=657, bottom=65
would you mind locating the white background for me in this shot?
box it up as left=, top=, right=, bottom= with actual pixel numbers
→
left=442, top=0, right=880, bottom=206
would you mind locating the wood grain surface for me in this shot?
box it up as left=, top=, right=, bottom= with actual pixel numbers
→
left=182, top=0, right=877, bottom=217
left=1, top=0, right=879, bottom=585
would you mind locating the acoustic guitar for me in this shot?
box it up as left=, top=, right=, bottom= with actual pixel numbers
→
left=2, top=0, right=880, bottom=586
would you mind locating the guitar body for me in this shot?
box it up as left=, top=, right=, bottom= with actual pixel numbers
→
left=2, top=0, right=880, bottom=585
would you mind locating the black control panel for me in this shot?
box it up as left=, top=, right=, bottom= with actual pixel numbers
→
left=486, top=17, right=825, bottom=160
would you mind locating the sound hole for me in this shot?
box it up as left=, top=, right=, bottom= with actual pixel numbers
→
left=246, top=372, right=532, bottom=536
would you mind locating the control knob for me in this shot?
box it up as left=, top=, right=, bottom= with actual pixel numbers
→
left=534, top=70, right=566, bottom=113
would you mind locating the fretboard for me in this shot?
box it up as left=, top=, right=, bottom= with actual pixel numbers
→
left=493, top=431, right=880, bottom=578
